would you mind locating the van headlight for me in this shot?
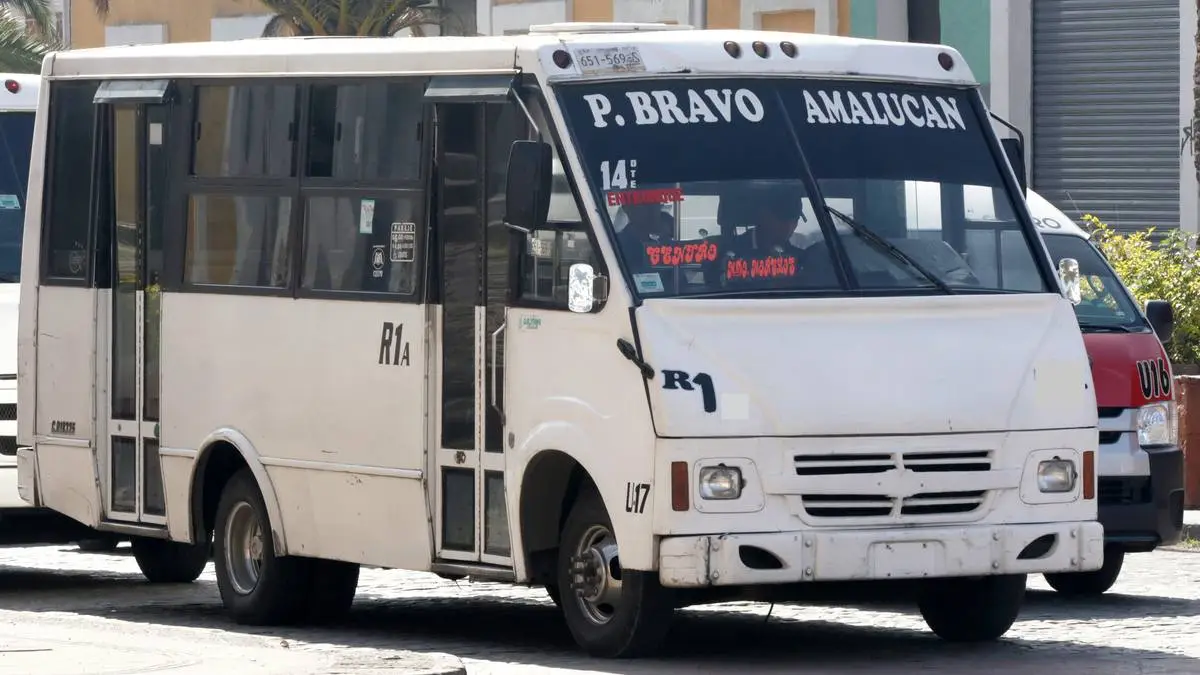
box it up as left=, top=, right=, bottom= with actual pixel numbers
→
left=1037, top=458, right=1077, bottom=493
left=1138, top=401, right=1177, bottom=447
left=698, top=465, right=743, bottom=500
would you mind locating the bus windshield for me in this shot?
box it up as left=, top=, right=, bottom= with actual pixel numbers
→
left=0, top=111, right=33, bottom=282
left=1041, top=234, right=1148, bottom=332
left=555, top=77, right=1051, bottom=298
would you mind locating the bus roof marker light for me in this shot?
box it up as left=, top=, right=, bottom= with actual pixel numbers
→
left=4, top=80, right=18, bottom=94
left=723, top=41, right=742, bottom=58
left=552, top=49, right=572, bottom=69
left=752, top=41, right=769, bottom=58
left=937, top=52, right=954, bottom=71
left=780, top=41, right=797, bottom=58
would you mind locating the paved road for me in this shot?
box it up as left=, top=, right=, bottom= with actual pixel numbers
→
left=0, top=543, right=1197, bottom=674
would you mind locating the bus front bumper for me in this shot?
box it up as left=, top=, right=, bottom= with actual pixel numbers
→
left=657, top=521, right=1104, bottom=588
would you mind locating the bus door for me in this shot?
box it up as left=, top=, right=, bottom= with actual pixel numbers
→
left=93, top=81, right=172, bottom=526
left=425, top=77, right=523, bottom=567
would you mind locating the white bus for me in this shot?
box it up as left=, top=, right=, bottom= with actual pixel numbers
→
left=17, top=25, right=1103, bottom=657
left=0, top=72, right=101, bottom=545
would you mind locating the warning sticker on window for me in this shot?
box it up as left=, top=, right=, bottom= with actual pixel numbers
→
left=390, top=222, right=416, bottom=262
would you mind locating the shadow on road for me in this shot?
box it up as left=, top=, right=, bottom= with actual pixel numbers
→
left=0, top=558, right=1194, bottom=673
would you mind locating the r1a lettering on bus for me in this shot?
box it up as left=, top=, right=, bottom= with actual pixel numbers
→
left=378, top=322, right=411, bottom=367
left=583, top=88, right=765, bottom=128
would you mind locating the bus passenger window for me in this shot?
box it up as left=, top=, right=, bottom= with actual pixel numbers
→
left=42, top=81, right=99, bottom=282
left=191, top=84, right=299, bottom=178
left=306, top=81, right=424, bottom=181
left=184, top=194, right=293, bottom=288
left=301, top=195, right=422, bottom=295
left=518, top=229, right=597, bottom=306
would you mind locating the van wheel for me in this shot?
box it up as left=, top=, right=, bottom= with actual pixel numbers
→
left=545, top=583, right=563, bottom=608
left=214, top=468, right=311, bottom=625
left=1044, top=546, right=1124, bottom=597
left=918, top=574, right=1026, bottom=642
left=557, top=485, right=674, bottom=658
left=302, top=558, right=360, bottom=624
left=130, top=535, right=210, bottom=583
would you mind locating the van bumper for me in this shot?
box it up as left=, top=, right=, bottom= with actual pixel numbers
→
left=1100, top=444, right=1184, bottom=550
left=658, top=521, right=1104, bottom=588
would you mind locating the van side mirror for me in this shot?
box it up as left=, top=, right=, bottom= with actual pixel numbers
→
left=504, top=140, right=552, bottom=234
left=1145, top=300, right=1174, bottom=344
left=1001, top=137, right=1027, bottom=195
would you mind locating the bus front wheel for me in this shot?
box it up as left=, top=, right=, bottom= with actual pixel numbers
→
left=556, top=485, right=674, bottom=658
left=214, top=468, right=314, bottom=625
left=918, top=574, right=1026, bottom=642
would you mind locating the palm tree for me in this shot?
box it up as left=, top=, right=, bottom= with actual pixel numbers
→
left=0, top=0, right=57, bottom=73
left=91, top=0, right=464, bottom=38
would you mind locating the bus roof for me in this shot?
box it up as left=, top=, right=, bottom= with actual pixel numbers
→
left=0, top=73, right=38, bottom=112
left=43, top=25, right=977, bottom=87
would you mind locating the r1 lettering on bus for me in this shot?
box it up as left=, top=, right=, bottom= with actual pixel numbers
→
left=378, top=321, right=411, bottom=367
left=583, top=88, right=764, bottom=129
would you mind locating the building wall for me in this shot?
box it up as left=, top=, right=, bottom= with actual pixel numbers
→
left=480, top=0, right=853, bottom=35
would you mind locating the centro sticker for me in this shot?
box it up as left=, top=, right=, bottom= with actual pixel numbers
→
left=646, top=243, right=718, bottom=266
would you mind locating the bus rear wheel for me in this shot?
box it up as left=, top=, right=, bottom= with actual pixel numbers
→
left=130, top=535, right=209, bottom=583
left=918, top=574, right=1026, bottom=642
left=556, top=485, right=674, bottom=658
left=214, top=468, right=315, bottom=625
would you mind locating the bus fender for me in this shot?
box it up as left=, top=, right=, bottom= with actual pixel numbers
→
left=191, top=428, right=288, bottom=556
left=514, top=421, right=654, bottom=572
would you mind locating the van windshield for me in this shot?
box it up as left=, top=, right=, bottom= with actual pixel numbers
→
left=0, top=111, right=32, bottom=282
left=1041, top=234, right=1148, bottom=332
left=555, top=77, right=1052, bottom=298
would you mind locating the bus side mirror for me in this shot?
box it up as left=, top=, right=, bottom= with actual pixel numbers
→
left=567, top=263, right=608, bottom=313
left=1146, top=300, right=1174, bottom=344
left=504, top=140, right=552, bottom=235
left=1001, top=137, right=1027, bottom=195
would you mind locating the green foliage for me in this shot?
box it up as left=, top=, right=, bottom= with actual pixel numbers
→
left=1082, top=213, right=1200, bottom=365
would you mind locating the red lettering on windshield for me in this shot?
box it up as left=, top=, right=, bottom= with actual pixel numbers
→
left=607, top=187, right=685, bottom=207
left=645, top=242, right=719, bottom=266
left=726, top=255, right=797, bottom=280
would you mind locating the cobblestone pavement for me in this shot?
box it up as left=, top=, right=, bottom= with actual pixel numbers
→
left=0, top=543, right=1197, bottom=674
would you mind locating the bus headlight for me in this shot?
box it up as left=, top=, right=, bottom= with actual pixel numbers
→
left=1138, top=401, right=1177, bottom=447
left=698, top=465, right=743, bottom=500
left=1037, top=458, right=1077, bottom=493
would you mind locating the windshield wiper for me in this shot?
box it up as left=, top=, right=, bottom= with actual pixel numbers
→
left=823, top=206, right=955, bottom=295
left=1078, top=323, right=1142, bottom=333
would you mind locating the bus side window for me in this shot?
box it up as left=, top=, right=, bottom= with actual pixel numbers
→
left=42, top=81, right=100, bottom=283
left=515, top=151, right=598, bottom=307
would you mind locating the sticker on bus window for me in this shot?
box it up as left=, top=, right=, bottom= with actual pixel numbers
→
left=359, top=199, right=375, bottom=234
left=726, top=255, right=797, bottom=280
left=371, top=245, right=386, bottom=278
left=606, top=187, right=684, bottom=207
left=646, top=242, right=718, bottom=267
left=632, top=272, right=664, bottom=294
left=390, top=222, right=416, bottom=262
left=0, top=194, right=19, bottom=210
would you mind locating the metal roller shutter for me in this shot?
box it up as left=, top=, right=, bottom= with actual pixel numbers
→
left=1031, top=0, right=1179, bottom=232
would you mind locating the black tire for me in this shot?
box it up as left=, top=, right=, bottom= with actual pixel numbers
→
left=302, top=558, right=360, bottom=624
left=1044, top=546, right=1125, bottom=597
left=78, top=536, right=122, bottom=553
left=130, top=535, right=210, bottom=583
left=556, top=486, right=675, bottom=658
left=918, top=574, right=1026, bottom=642
left=214, top=468, right=312, bottom=625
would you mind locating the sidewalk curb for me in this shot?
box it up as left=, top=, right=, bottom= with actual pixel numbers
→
left=1184, top=522, right=1200, bottom=541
